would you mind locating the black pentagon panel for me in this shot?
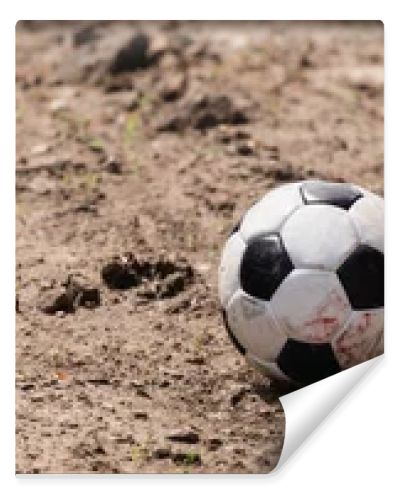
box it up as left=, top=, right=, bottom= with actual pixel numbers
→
left=240, top=233, right=293, bottom=300
left=221, top=309, right=246, bottom=356
left=337, top=245, right=384, bottom=310
left=300, top=180, right=363, bottom=210
left=277, top=339, right=341, bottom=386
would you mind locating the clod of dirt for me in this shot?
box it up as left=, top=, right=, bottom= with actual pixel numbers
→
left=217, top=126, right=251, bottom=144
left=87, top=378, right=111, bottom=386
left=157, top=94, right=249, bottom=132
left=38, top=275, right=101, bottom=314
left=230, top=386, right=250, bottom=407
left=267, top=162, right=308, bottom=182
left=236, top=140, right=256, bottom=156
left=185, top=356, right=205, bottom=365
left=101, top=256, right=142, bottom=290
left=104, top=157, right=123, bottom=174
left=109, top=33, right=154, bottom=75
left=152, top=448, right=171, bottom=459
left=72, top=439, right=106, bottom=459
left=133, top=411, right=148, bottom=420
left=104, top=74, right=134, bottom=93
left=101, top=253, right=194, bottom=299
left=207, top=438, right=223, bottom=451
left=137, top=271, right=188, bottom=299
left=136, top=387, right=151, bottom=399
left=79, top=288, right=101, bottom=308
left=73, top=25, right=100, bottom=47
left=166, top=429, right=200, bottom=444
left=172, top=451, right=202, bottom=466
left=191, top=95, right=248, bottom=131
left=20, top=383, right=35, bottom=391
left=156, top=115, right=186, bottom=133
left=159, top=72, right=187, bottom=102
left=39, top=289, right=75, bottom=314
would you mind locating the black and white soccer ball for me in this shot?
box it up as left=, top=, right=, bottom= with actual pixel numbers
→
left=218, top=180, right=384, bottom=386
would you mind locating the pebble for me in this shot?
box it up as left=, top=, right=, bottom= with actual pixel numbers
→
left=152, top=448, right=171, bottom=459
left=167, top=429, right=200, bottom=444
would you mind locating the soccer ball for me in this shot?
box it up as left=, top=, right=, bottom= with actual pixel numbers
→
left=218, top=180, right=384, bottom=386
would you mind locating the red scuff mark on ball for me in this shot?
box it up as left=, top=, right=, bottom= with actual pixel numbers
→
left=335, top=312, right=375, bottom=368
left=358, top=312, right=372, bottom=333
left=304, top=316, right=336, bottom=327
left=302, top=289, right=348, bottom=342
left=304, top=316, right=338, bottom=342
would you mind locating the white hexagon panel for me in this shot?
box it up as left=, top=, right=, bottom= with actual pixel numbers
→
left=281, top=204, right=359, bottom=271
left=270, top=269, right=352, bottom=343
left=218, top=232, right=245, bottom=308
left=332, top=309, right=384, bottom=369
left=225, top=289, right=287, bottom=363
left=239, top=182, right=303, bottom=241
left=349, top=191, right=384, bottom=253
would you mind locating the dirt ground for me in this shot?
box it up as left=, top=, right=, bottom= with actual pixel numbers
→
left=15, top=21, right=383, bottom=474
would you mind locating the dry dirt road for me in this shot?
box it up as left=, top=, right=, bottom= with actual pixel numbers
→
left=16, top=21, right=383, bottom=473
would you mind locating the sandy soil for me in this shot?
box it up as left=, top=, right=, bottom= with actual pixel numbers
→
left=15, top=21, right=383, bottom=473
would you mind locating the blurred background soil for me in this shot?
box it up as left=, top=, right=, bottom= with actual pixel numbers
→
left=15, top=20, right=383, bottom=473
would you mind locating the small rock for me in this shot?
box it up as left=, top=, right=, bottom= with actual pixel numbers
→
left=207, top=438, right=223, bottom=451
left=136, top=387, right=151, bottom=399
left=93, top=445, right=106, bottom=455
left=49, top=99, right=69, bottom=113
left=20, top=383, right=35, bottom=391
left=109, top=33, right=153, bottom=75
left=38, top=275, right=100, bottom=315
left=156, top=115, right=186, bottom=133
left=167, top=429, right=200, bottom=444
left=185, top=356, right=205, bottom=365
left=113, top=434, right=134, bottom=445
left=31, top=143, right=50, bottom=156
left=157, top=94, right=249, bottom=133
left=152, top=447, right=171, bottom=459
left=299, top=54, right=313, bottom=68
left=133, top=411, right=148, bottom=420
left=104, top=157, right=123, bottom=174
left=88, top=378, right=111, bottom=386
left=31, top=394, right=45, bottom=403
left=236, top=141, right=256, bottom=156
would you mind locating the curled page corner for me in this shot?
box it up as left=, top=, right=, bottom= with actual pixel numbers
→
left=276, top=355, right=383, bottom=470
